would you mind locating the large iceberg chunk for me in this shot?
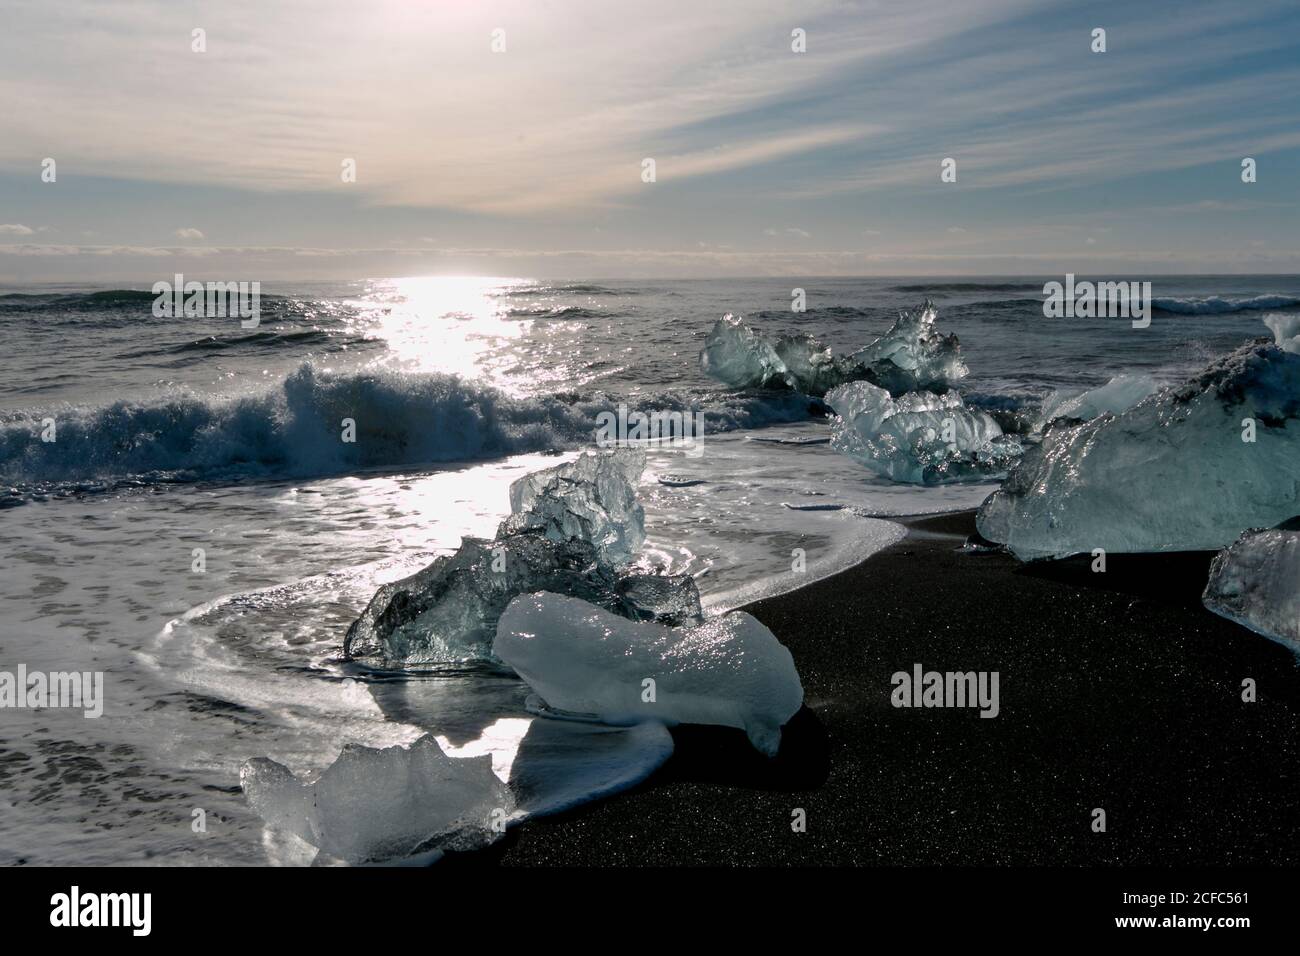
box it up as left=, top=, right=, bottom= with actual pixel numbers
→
left=978, top=324, right=1300, bottom=560
left=344, top=449, right=702, bottom=667
left=825, top=381, right=1023, bottom=484
left=239, top=736, right=513, bottom=864
left=699, top=300, right=966, bottom=397
left=493, top=592, right=804, bottom=756
left=1203, top=528, right=1300, bottom=654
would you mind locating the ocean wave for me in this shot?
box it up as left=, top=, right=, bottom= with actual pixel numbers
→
left=0, top=289, right=159, bottom=309
left=503, top=284, right=631, bottom=297
left=1150, top=295, right=1300, bottom=315
left=947, top=297, right=1045, bottom=311
left=502, top=305, right=612, bottom=320
left=121, top=327, right=374, bottom=359
left=0, top=288, right=302, bottom=316
left=0, top=366, right=819, bottom=495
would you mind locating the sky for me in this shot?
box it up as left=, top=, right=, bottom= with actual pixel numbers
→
left=1, top=0, right=1299, bottom=282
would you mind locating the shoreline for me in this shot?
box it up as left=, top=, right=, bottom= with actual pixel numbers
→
left=482, top=510, right=1300, bottom=866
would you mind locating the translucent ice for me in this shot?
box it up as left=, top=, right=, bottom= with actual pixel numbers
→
left=1203, top=528, right=1300, bottom=654
left=344, top=449, right=701, bottom=667
left=978, top=325, right=1300, bottom=560
left=239, top=735, right=513, bottom=864
left=699, top=315, right=857, bottom=396
left=699, top=300, right=966, bottom=397
left=825, top=381, right=1023, bottom=484
left=1035, top=373, right=1158, bottom=430
left=497, top=447, right=646, bottom=567
left=344, top=534, right=702, bottom=666
left=847, top=300, right=969, bottom=395
left=1264, top=313, right=1300, bottom=355
left=493, top=592, right=804, bottom=756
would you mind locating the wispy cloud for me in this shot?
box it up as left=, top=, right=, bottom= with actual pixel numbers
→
left=0, top=0, right=1022, bottom=213
left=2, top=0, right=1298, bottom=277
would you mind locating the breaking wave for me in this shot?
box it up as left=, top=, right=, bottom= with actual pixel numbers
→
left=0, top=364, right=818, bottom=496
left=1150, top=295, right=1300, bottom=315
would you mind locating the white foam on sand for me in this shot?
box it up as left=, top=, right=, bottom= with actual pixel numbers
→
left=637, top=423, right=995, bottom=611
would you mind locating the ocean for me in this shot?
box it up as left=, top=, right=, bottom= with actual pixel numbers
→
left=2, top=274, right=1297, bottom=864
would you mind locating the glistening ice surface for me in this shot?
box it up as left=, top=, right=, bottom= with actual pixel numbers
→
left=495, top=592, right=804, bottom=756
left=977, top=319, right=1300, bottom=560
left=1203, top=529, right=1300, bottom=654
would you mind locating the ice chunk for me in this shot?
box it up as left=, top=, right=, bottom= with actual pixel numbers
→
left=847, top=300, right=968, bottom=395
left=1203, top=528, right=1300, bottom=654
left=239, top=735, right=513, bottom=864
left=1264, top=313, right=1300, bottom=355
left=345, top=535, right=607, bottom=665
left=825, top=381, right=1022, bottom=484
left=1036, top=373, right=1158, bottom=429
left=978, top=328, right=1300, bottom=559
left=699, top=315, right=857, bottom=396
left=497, top=448, right=646, bottom=567
left=493, top=592, right=804, bottom=756
left=501, top=719, right=676, bottom=819
left=344, top=448, right=701, bottom=667
left=344, top=534, right=702, bottom=666
left=699, top=300, right=966, bottom=397
left=614, top=573, right=705, bottom=624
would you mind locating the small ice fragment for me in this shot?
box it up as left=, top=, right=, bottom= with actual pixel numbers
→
left=239, top=735, right=514, bottom=865
left=1264, top=313, right=1300, bottom=355
left=1203, top=528, right=1300, bottom=654
left=615, top=573, right=704, bottom=625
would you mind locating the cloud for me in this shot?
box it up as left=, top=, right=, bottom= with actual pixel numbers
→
left=0, top=0, right=1016, bottom=213
left=2, top=0, right=1298, bottom=276
left=0, top=224, right=35, bottom=236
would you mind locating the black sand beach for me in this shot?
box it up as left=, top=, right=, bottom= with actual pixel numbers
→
left=487, top=511, right=1300, bottom=866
